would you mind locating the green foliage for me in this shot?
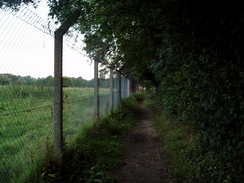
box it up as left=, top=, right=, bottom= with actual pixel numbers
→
left=0, top=74, right=54, bottom=87
left=72, top=76, right=91, bottom=87
left=148, top=1, right=243, bottom=181
left=62, top=76, right=74, bottom=87
left=0, top=74, right=111, bottom=88
left=0, top=74, right=35, bottom=85
left=150, top=97, right=244, bottom=183
left=133, top=91, right=146, bottom=101
left=114, top=95, right=138, bottom=116
left=152, top=33, right=244, bottom=182
left=0, top=0, right=37, bottom=9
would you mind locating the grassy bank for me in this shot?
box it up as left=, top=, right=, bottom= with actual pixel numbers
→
left=41, top=94, right=138, bottom=182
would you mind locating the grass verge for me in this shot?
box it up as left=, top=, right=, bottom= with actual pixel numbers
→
left=144, top=97, right=200, bottom=183
left=40, top=95, right=138, bottom=183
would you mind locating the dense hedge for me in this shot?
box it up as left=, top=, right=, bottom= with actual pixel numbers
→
left=150, top=1, right=244, bottom=181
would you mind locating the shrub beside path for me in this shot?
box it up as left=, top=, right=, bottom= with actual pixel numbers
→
left=116, top=102, right=176, bottom=183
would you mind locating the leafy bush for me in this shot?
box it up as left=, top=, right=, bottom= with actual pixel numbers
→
left=133, top=91, right=147, bottom=101
left=150, top=95, right=244, bottom=183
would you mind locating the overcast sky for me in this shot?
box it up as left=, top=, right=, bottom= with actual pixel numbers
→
left=0, top=1, right=94, bottom=80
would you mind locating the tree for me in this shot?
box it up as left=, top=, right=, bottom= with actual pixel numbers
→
left=0, top=75, right=12, bottom=85
left=79, top=0, right=161, bottom=84
left=45, top=75, right=54, bottom=87
left=0, top=0, right=38, bottom=9
left=62, top=76, right=73, bottom=87
left=72, top=77, right=83, bottom=87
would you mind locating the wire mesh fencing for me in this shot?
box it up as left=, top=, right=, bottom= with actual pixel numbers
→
left=62, top=88, right=94, bottom=142
left=98, top=74, right=126, bottom=115
left=0, top=3, right=56, bottom=182
left=0, top=85, right=54, bottom=182
left=0, top=2, right=138, bottom=183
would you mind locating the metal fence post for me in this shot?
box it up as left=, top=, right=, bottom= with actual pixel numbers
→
left=122, top=76, right=125, bottom=99
left=123, top=77, right=126, bottom=98
left=53, top=10, right=81, bottom=165
left=121, top=76, right=123, bottom=99
left=109, top=67, right=114, bottom=111
left=117, top=71, right=121, bottom=104
left=128, top=79, right=131, bottom=96
left=126, top=78, right=129, bottom=97
left=94, top=59, right=99, bottom=119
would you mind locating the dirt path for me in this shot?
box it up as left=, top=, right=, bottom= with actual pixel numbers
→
left=116, top=102, right=175, bottom=183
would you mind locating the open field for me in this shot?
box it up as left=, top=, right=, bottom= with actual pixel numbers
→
left=0, top=86, right=110, bottom=182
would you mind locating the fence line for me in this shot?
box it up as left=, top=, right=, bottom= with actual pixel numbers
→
left=0, top=3, right=140, bottom=183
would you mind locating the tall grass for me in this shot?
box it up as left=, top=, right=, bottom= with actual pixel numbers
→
left=0, top=86, right=53, bottom=182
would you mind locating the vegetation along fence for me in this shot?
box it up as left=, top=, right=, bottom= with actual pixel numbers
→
left=0, top=2, right=140, bottom=182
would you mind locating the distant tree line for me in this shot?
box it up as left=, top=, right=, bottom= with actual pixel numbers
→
left=0, top=74, right=110, bottom=88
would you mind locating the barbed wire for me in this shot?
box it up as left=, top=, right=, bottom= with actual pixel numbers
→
left=0, top=5, right=56, bottom=36
left=0, top=3, right=86, bottom=54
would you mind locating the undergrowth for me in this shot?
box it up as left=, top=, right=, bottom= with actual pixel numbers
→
left=145, top=96, right=244, bottom=183
left=144, top=96, right=201, bottom=182
left=40, top=95, right=138, bottom=182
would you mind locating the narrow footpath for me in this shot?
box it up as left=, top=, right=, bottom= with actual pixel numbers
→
left=116, top=102, right=175, bottom=183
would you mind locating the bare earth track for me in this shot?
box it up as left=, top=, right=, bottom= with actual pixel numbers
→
left=117, top=102, right=175, bottom=183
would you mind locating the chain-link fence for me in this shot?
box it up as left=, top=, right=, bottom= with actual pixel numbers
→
left=0, top=2, right=137, bottom=182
